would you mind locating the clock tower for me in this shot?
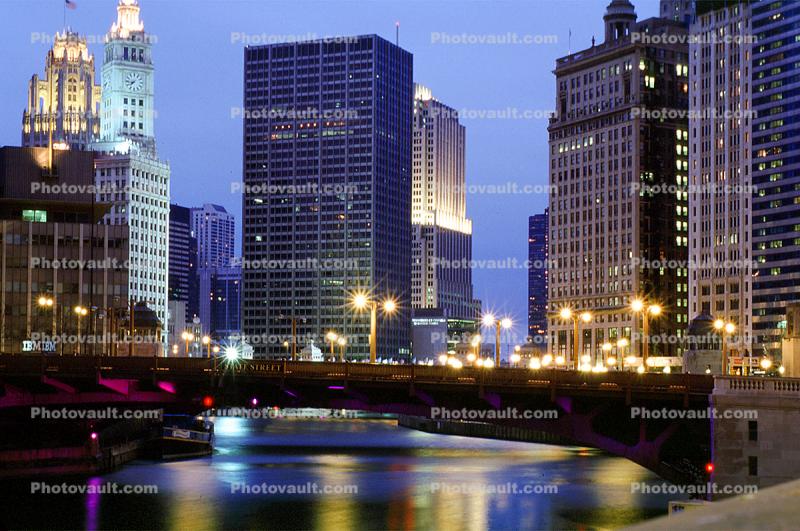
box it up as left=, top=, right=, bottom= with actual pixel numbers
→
left=101, top=0, right=156, bottom=155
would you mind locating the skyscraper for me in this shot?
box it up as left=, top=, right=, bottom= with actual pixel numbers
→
left=410, top=84, right=477, bottom=354
left=22, top=31, right=102, bottom=150
left=191, top=203, right=235, bottom=269
left=688, top=1, right=753, bottom=358
left=191, top=204, right=235, bottom=335
left=751, top=0, right=800, bottom=358
left=92, top=0, right=170, bottom=338
left=242, top=35, right=413, bottom=359
left=528, top=209, right=549, bottom=342
left=168, top=203, right=198, bottom=319
left=548, top=0, right=690, bottom=365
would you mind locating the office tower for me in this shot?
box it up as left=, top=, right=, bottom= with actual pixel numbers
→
left=242, top=35, right=413, bottom=359
left=547, top=0, right=690, bottom=365
left=168, top=203, right=198, bottom=327
left=751, top=0, right=800, bottom=358
left=688, top=1, right=753, bottom=358
left=528, top=209, right=549, bottom=342
left=410, top=84, right=477, bottom=357
left=0, top=146, right=128, bottom=355
left=191, top=204, right=235, bottom=269
left=92, top=0, right=170, bottom=338
left=21, top=31, right=102, bottom=150
left=660, top=0, right=695, bottom=25
left=210, top=265, right=242, bottom=338
left=191, top=204, right=235, bottom=333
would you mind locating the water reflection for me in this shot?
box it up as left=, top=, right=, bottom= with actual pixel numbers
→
left=0, top=418, right=682, bottom=530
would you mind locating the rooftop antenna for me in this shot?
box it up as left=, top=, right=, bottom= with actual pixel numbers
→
left=395, top=21, right=400, bottom=46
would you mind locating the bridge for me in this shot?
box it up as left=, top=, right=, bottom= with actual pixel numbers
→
left=0, top=354, right=719, bottom=484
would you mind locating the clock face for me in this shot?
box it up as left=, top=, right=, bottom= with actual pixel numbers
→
left=124, top=71, right=144, bottom=92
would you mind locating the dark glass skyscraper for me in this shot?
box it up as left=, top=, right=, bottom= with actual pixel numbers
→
left=242, top=35, right=413, bottom=359
left=168, top=203, right=198, bottom=311
left=528, top=209, right=549, bottom=342
left=751, top=0, right=800, bottom=358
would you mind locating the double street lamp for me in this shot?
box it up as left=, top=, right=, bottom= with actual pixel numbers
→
left=481, top=314, right=512, bottom=367
left=351, top=292, right=397, bottom=363
left=713, top=319, right=736, bottom=375
left=181, top=330, right=194, bottom=355
left=558, top=308, right=592, bottom=369
left=630, top=299, right=662, bottom=367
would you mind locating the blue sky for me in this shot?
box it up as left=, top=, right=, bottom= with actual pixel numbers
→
left=1, top=0, right=660, bottom=342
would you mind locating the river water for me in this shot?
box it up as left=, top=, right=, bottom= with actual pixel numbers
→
left=0, top=417, right=682, bottom=530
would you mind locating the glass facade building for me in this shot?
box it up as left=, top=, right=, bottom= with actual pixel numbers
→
left=751, top=0, right=800, bottom=358
left=242, top=35, right=413, bottom=359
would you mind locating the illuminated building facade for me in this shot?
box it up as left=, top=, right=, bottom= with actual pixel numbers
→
left=548, top=0, right=690, bottom=363
left=21, top=31, right=102, bottom=150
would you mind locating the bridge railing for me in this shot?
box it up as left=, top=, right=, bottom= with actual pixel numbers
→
left=0, top=355, right=714, bottom=396
left=715, top=376, right=800, bottom=396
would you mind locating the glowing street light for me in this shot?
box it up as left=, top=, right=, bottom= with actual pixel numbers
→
left=557, top=307, right=592, bottom=369
left=713, top=318, right=736, bottom=374
left=74, top=305, right=88, bottom=355
left=38, top=296, right=54, bottom=308
left=202, top=335, right=211, bottom=358
left=337, top=336, right=347, bottom=362
left=224, top=345, right=240, bottom=361
left=481, top=314, right=513, bottom=367
left=351, top=291, right=398, bottom=363
left=181, top=330, right=194, bottom=355
left=326, top=331, right=339, bottom=358
left=631, top=298, right=662, bottom=367
left=760, top=357, right=772, bottom=371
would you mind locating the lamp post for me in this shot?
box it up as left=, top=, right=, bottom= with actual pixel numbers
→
left=713, top=319, right=736, bottom=375
left=283, top=340, right=290, bottom=357
left=482, top=314, right=512, bottom=367
left=74, top=305, right=88, bottom=356
left=202, top=335, right=211, bottom=358
left=337, top=336, right=346, bottom=362
left=558, top=308, right=592, bottom=369
left=470, top=334, right=481, bottom=365
left=616, top=338, right=629, bottom=371
left=326, top=331, right=338, bottom=359
left=631, top=299, right=662, bottom=368
left=352, top=292, right=397, bottom=363
left=181, top=331, right=194, bottom=356
left=602, top=342, right=613, bottom=369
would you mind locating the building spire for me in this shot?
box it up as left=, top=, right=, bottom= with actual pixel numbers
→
left=603, top=0, right=637, bottom=43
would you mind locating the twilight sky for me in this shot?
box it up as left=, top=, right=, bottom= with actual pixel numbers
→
left=1, top=0, right=660, bottom=344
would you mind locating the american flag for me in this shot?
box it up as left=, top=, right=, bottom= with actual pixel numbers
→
left=65, top=0, right=77, bottom=10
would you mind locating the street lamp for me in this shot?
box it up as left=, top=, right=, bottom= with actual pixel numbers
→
left=351, top=292, right=397, bottom=363
left=558, top=307, right=592, bottom=369
left=326, top=331, right=338, bottom=358
left=713, top=319, right=736, bottom=375
left=181, top=330, right=194, bottom=355
left=74, top=305, right=88, bottom=355
left=482, top=314, right=512, bottom=367
left=602, top=342, right=613, bottom=368
left=470, top=334, right=481, bottom=363
left=760, top=357, right=772, bottom=371
left=616, top=338, right=629, bottom=371
left=631, top=298, right=662, bottom=368
left=202, top=335, right=211, bottom=358
left=337, top=336, right=346, bottom=362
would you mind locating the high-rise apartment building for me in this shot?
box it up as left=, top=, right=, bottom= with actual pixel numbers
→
left=21, top=31, right=102, bottom=150
left=751, top=0, right=800, bottom=358
left=242, top=35, right=413, bottom=359
left=548, top=0, right=690, bottom=365
left=191, top=203, right=235, bottom=269
left=92, top=0, right=170, bottom=337
left=411, top=84, right=476, bottom=325
left=688, top=1, right=753, bottom=357
left=528, top=209, right=549, bottom=342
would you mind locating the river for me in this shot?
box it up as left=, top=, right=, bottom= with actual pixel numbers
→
left=0, top=417, right=683, bottom=530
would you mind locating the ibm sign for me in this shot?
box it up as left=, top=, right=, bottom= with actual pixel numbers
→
left=22, top=340, right=57, bottom=353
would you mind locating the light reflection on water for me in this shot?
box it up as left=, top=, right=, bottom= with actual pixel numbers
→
left=0, top=418, right=683, bottom=530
